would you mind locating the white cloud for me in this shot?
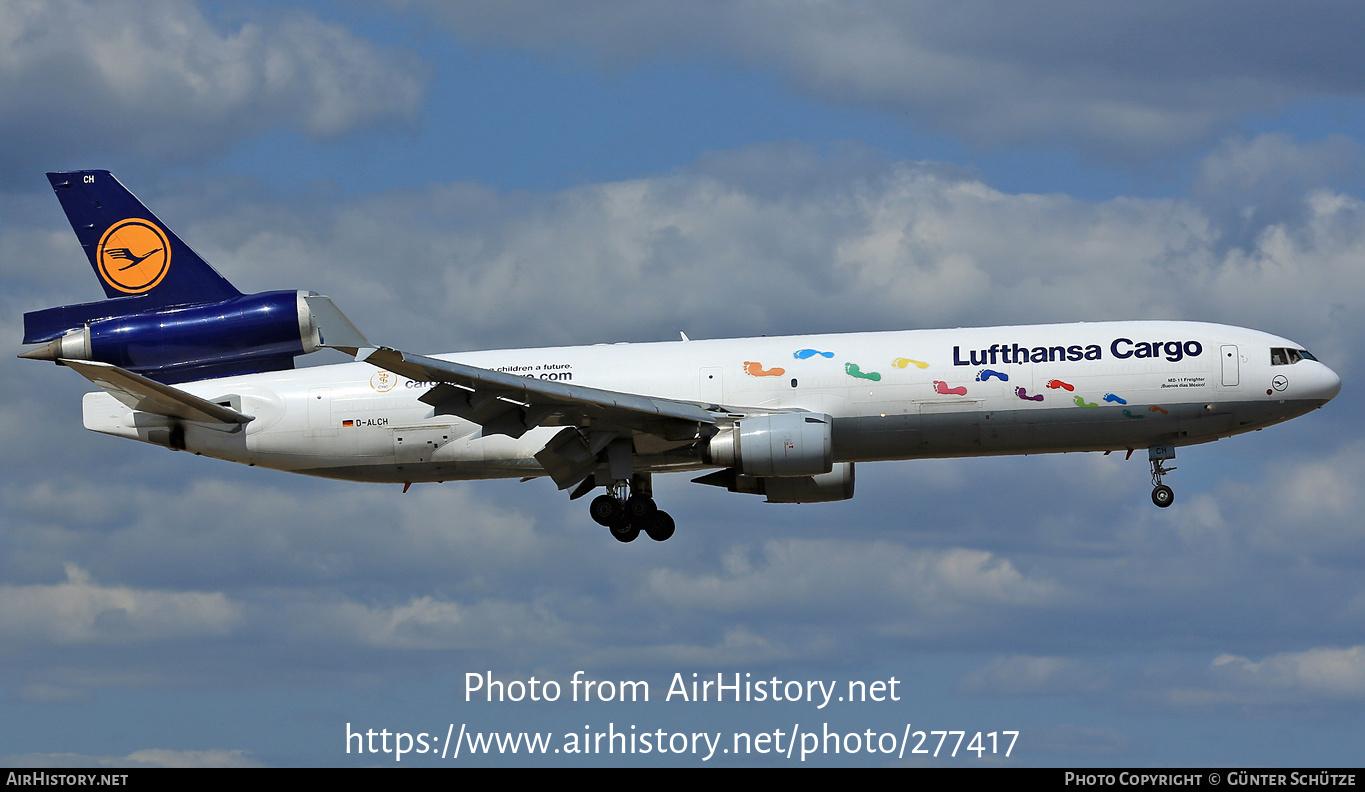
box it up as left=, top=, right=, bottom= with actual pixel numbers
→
left=0, top=563, right=239, bottom=645
left=0, top=0, right=425, bottom=171
left=299, top=594, right=572, bottom=651
left=1208, top=646, right=1365, bottom=702
left=645, top=540, right=1060, bottom=620
left=158, top=138, right=1364, bottom=381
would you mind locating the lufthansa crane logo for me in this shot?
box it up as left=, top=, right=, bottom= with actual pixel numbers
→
left=96, top=218, right=171, bottom=293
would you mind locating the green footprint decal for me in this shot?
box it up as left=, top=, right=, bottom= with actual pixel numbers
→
left=845, top=363, right=881, bottom=382
left=1073, top=395, right=1099, bottom=409
left=1122, top=409, right=1145, bottom=419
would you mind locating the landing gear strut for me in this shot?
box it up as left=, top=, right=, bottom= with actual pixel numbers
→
left=1148, top=445, right=1176, bottom=508
left=588, top=474, right=675, bottom=542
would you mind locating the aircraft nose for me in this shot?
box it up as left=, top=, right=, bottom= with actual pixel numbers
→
left=1318, top=363, right=1343, bottom=404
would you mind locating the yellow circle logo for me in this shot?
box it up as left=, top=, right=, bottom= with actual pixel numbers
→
left=370, top=371, right=398, bottom=392
left=96, top=218, right=171, bottom=294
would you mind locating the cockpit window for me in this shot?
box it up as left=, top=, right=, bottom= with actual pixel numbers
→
left=1270, top=347, right=1318, bottom=365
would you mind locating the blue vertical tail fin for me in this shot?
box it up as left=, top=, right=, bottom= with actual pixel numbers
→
left=46, top=170, right=241, bottom=307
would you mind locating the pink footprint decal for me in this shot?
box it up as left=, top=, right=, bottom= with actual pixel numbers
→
left=1149, top=405, right=1169, bottom=415
left=933, top=380, right=968, bottom=396
left=743, top=361, right=786, bottom=377
left=1046, top=379, right=1075, bottom=391
left=1015, top=386, right=1044, bottom=402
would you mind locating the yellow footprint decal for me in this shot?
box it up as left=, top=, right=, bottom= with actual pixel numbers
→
left=893, top=357, right=929, bottom=369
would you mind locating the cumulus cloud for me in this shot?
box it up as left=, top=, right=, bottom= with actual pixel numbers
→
left=295, top=594, right=573, bottom=651
left=1212, top=644, right=1365, bottom=699
left=645, top=540, right=1060, bottom=621
left=0, top=0, right=425, bottom=175
left=0, top=563, right=239, bottom=644
left=152, top=137, right=1364, bottom=384
left=1191, top=646, right=1365, bottom=706
left=399, top=1, right=1365, bottom=159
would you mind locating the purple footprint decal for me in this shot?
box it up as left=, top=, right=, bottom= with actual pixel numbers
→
left=1015, top=387, right=1044, bottom=402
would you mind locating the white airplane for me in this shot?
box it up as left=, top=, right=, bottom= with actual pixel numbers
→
left=22, top=171, right=1342, bottom=542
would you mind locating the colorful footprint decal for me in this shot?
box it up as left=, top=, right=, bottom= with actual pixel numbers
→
left=743, top=361, right=786, bottom=377
left=1046, top=379, right=1075, bottom=391
left=976, top=369, right=1009, bottom=382
left=893, top=357, right=929, bottom=369
left=1122, top=410, right=1145, bottom=419
left=1149, top=405, right=1169, bottom=415
left=845, top=363, right=881, bottom=382
left=1103, top=393, right=1127, bottom=404
left=1073, top=395, right=1099, bottom=409
left=1015, top=387, right=1044, bottom=402
left=934, top=380, right=968, bottom=396
left=794, top=349, right=835, bottom=360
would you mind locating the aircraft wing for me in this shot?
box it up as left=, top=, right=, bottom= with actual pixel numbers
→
left=63, top=359, right=253, bottom=425
left=354, top=346, right=728, bottom=489
left=360, top=346, right=719, bottom=432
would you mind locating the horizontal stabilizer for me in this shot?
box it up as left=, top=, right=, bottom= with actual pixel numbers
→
left=63, top=360, right=253, bottom=425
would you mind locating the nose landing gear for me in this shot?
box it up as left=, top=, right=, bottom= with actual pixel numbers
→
left=1148, top=445, right=1176, bottom=508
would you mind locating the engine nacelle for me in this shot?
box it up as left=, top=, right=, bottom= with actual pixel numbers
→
left=694, top=462, right=856, bottom=503
left=704, top=412, right=834, bottom=477
left=22, top=290, right=329, bottom=384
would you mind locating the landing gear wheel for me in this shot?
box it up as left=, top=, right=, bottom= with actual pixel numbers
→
left=643, top=511, right=676, bottom=542
left=624, top=494, right=657, bottom=521
left=1151, top=484, right=1174, bottom=508
left=590, top=494, right=622, bottom=527
left=610, top=521, right=641, bottom=543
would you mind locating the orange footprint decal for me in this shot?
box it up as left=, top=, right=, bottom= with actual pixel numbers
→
left=1046, top=379, right=1075, bottom=391
left=893, top=357, right=929, bottom=369
left=743, top=361, right=786, bottom=377
left=1149, top=405, right=1169, bottom=415
left=933, top=380, right=968, bottom=396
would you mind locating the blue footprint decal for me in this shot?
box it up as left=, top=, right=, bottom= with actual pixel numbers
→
left=976, top=369, right=1009, bottom=382
left=794, top=349, right=835, bottom=360
left=1103, top=393, right=1127, bottom=404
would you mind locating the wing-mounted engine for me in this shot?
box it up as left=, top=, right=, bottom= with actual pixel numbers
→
left=702, top=412, right=834, bottom=476
left=21, top=291, right=354, bottom=384
left=695, top=412, right=855, bottom=503
left=693, top=462, right=856, bottom=503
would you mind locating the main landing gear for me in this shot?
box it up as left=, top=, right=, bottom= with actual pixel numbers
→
left=589, top=479, right=676, bottom=543
left=1148, top=445, right=1177, bottom=508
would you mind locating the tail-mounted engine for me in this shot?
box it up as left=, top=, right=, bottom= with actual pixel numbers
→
left=21, top=290, right=343, bottom=384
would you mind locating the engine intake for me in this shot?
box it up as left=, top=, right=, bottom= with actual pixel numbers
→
left=703, top=412, right=834, bottom=477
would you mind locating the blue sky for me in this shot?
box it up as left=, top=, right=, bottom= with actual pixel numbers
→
left=2, top=0, right=1365, bottom=767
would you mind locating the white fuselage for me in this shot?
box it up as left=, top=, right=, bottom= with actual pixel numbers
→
left=81, top=320, right=1341, bottom=483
